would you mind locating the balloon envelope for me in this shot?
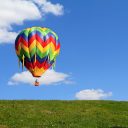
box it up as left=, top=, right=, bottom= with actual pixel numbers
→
left=15, top=27, right=60, bottom=77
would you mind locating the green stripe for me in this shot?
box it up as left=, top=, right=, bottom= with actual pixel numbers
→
left=36, top=48, right=49, bottom=58
left=30, top=47, right=36, bottom=57
left=21, top=48, right=30, bottom=59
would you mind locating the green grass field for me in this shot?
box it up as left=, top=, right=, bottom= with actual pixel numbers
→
left=0, top=100, right=128, bottom=128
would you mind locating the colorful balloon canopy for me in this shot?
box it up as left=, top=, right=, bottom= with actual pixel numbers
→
left=15, top=27, right=60, bottom=78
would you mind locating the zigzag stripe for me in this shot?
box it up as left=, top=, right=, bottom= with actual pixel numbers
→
left=28, top=34, right=58, bottom=48
left=16, top=41, right=60, bottom=59
left=16, top=30, right=58, bottom=46
left=25, top=59, right=53, bottom=69
left=16, top=42, right=60, bottom=61
left=15, top=27, right=59, bottom=44
left=18, top=52, right=56, bottom=65
left=16, top=36, right=60, bottom=52
left=20, top=54, right=54, bottom=70
left=16, top=33, right=60, bottom=50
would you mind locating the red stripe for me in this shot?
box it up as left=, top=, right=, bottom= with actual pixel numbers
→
left=15, top=36, right=29, bottom=50
left=45, top=36, right=56, bottom=48
left=36, top=60, right=51, bottom=69
left=56, top=43, right=60, bottom=50
left=28, top=34, right=36, bottom=47
left=25, top=59, right=51, bottom=70
left=36, top=34, right=45, bottom=47
left=16, top=34, right=60, bottom=51
left=20, top=37, right=28, bottom=47
left=23, top=59, right=52, bottom=76
left=25, top=60, right=33, bottom=70
left=28, top=34, right=57, bottom=48
left=15, top=37, right=21, bottom=51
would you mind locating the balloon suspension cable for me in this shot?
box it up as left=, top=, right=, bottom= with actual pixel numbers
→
left=22, top=55, right=25, bottom=71
left=18, top=58, right=20, bottom=68
left=34, top=79, right=40, bottom=86
left=52, top=59, right=56, bottom=70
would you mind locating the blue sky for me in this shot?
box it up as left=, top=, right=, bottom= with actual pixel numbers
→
left=0, top=0, right=128, bottom=100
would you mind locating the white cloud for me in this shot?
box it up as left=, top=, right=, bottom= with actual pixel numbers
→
left=75, top=89, right=112, bottom=100
left=32, top=0, right=64, bottom=16
left=42, top=2, right=63, bottom=16
left=8, top=70, right=71, bottom=86
left=0, top=0, right=64, bottom=44
left=0, top=29, right=18, bottom=43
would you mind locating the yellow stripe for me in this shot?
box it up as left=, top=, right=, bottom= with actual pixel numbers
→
left=29, top=40, right=51, bottom=53
left=54, top=49, right=60, bottom=56
left=36, top=41, right=43, bottom=52
left=49, top=42, right=59, bottom=56
left=29, top=40, right=36, bottom=52
left=43, top=43, right=50, bottom=53
left=50, top=42, right=55, bottom=52
left=16, top=41, right=60, bottom=57
left=29, top=40, right=59, bottom=55
left=36, top=41, right=51, bottom=53
left=22, top=44, right=29, bottom=53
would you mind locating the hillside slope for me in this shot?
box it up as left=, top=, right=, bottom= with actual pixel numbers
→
left=0, top=100, right=128, bottom=128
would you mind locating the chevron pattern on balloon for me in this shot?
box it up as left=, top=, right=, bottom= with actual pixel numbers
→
left=15, top=27, right=60, bottom=77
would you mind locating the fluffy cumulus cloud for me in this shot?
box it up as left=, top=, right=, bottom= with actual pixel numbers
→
left=8, top=70, right=71, bottom=86
left=0, top=0, right=64, bottom=44
left=75, top=89, right=112, bottom=100
left=32, top=0, right=64, bottom=16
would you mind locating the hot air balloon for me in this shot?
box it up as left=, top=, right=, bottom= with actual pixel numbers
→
left=15, top=27, right=60, bottom=86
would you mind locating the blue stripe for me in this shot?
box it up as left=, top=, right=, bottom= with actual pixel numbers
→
left=25, top=55, right=54, bottom=65
left=28, top=30, right=44, bottom=40
left=20, top=33, right=28, bottom=42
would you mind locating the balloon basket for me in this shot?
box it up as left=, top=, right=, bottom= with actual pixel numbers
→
left=34, top=79, right=40, bottom=86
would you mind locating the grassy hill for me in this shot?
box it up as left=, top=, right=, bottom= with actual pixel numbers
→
left=0, top=100, right=128, bottom=128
